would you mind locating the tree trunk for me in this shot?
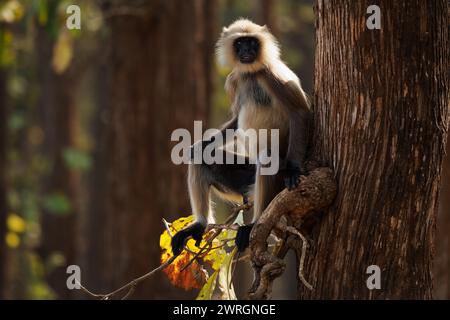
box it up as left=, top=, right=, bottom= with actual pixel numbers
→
left=0, top=68, right=7, bottom=299
left=435, top=136, right=450, bottom=299
left=260, top=0, right=277, bottom=36
left=82, top=0, right=216, bottom=299
left=298, top=0, right=449, bottom=299
left=36, top=26, right=80, bottom=299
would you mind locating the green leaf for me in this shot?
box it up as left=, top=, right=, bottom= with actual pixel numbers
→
left=217, top=248, right=238, bottom=300
left=8, top=112, right=26, bottom=130
left=63, top=147, right=92, bottom=171
left=0, top=29, right=14, bottom=67
left=196, top=271, right=219, bottom=300
left=38, top=0, right=48, bottom=25
left=43, top=193, right=71, bottom=215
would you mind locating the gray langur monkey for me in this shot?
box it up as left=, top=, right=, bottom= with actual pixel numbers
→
left=171, top=19, right=312, bottom=256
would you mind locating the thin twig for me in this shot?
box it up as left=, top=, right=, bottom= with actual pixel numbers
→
left=180, top=203, right=251, bottom=272
left=162, top=218, right=173, bottom=237
left=79, top=202, right=253, bottom=299
left=286, top=226, right=313, bottom=291
left=78, top=255, right=176, bottom=300
left=206, top=224, right=239, bottom=231
left=121, top=286, right=136, bottom=300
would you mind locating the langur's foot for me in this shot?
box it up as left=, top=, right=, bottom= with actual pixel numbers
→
left=171, top=222, right=205, bottom=256
left=236, top=224, right=254, bottom=252
left=283, top=161, right=302, bottom=191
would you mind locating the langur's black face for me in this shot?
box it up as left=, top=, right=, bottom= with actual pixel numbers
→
left=233, top=36, right=260, bottom=64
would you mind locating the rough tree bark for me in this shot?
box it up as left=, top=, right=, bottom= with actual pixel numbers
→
left=249, top=165, right=337, bottom=299
left=435, top=137, right=450, bottom=299
left=83, top=0, right=216, bottom=299
left=294, top=0, right=449, bottom=299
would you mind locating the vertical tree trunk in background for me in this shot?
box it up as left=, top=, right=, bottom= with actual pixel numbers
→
left=260, top=0, right=277, bottom=35
left=36, top=28, right=80, bottom=299
left=284, top=0, right=315, bottom=94
left=83, top=0, right=216, bottom=299
left=0, top=69, right=7, bottom=299
left=435, top=137, right=450, bottom=299
left=298, top=1, right=449, bottom=299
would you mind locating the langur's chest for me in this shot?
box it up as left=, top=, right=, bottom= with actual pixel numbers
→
left=236, top=79, right=286, bottom=131
left=237, top=78, right=272, bottom=107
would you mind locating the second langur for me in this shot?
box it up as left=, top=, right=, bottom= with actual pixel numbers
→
left=171, top=19, right=312, bottom=256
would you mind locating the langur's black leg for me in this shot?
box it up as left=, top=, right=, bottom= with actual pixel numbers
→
left=171, top=162, right=210, bottom=256
left=171, top=152, right=255, bottom=256
left=253, top=162, right=285, bottom=221
left=208, top=154, right=257, bottom=252
left=235, top=161, right=285, bottom=252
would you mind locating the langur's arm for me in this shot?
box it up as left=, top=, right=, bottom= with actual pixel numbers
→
left=260, top=70, right=312, bottom=189
left=191, top=72, right=240, bottom=154
left=190, top=115, right=238, bottom=161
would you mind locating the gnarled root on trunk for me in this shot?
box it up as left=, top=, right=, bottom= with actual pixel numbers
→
left=248, top=166, right=337, bottom=300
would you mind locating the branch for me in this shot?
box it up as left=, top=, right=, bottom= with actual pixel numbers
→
left=180, top=203, right=252, bottom=271
left=286, top=226, right=313, bottom=291
left=77, top=255, right=176, bottom=300
left=248, top=166, right=337, bottom=300
left=78, top=203, right=252, bottom=299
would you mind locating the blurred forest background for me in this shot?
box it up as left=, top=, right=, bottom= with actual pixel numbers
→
left=0, top=0, right=448, bottom=300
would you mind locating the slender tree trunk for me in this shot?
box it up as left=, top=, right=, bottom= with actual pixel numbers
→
left=260, top=0, right=277, bottom=35
left=0, top=68, right=7, bottom=300
left=298, top=0, right=449, bottom=299
left=283, top=0, right=315, bottom=94
left=83, top=0, right=216, bottom=299
left=36, top=27, right=80, bottom=299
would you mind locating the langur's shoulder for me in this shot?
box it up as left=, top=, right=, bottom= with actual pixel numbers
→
left=267, top=61, right=300, bottom=85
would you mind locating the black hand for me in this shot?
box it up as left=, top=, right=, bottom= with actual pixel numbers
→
left=283, top=160, right=301, bottom=191
left=171, top=222, right=206, bottom=256
left=235, top=224, right=254, bottom=252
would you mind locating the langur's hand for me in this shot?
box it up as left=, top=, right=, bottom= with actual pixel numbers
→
left=282, top=160, right=302, bottom=191
left=171, top=222, right=205, bottom=256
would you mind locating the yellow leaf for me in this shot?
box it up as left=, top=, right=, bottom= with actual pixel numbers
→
left=161, top=251, right=207, bottom=290
left=160, top=215, right=208, bottom=290
left=196, top=271, right=218, bottom=300
left=7, top=213, right=26, bottom=233
left=217, top=247, right=238, bottom=300
left=203, top=246, right=226, bottom=271
left=160, top=215, right=235, bottom=290
left=5, top=232, right=20, bottom=248
left=160, top=215, right=211, bottom=254
left=202, top=228, right=236, bottom=270
left=52, top=31, right=73, bottom=74
left=47, top=252, right=66, bottom=269
left=160, top=216, right=193, bottom=251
